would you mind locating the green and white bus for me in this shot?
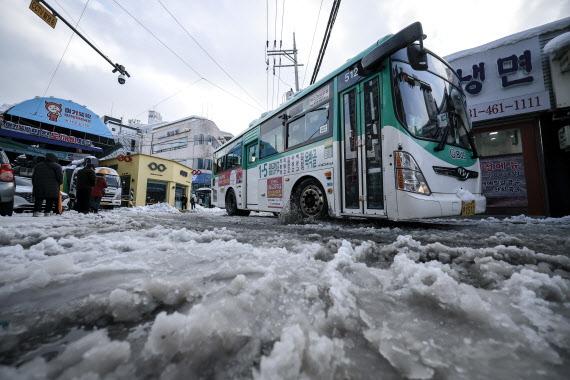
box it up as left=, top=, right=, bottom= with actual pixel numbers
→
left=212, top=22, right=486, bottom=220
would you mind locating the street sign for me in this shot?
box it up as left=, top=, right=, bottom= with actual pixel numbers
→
left=29, top=0, right=57, bottom=29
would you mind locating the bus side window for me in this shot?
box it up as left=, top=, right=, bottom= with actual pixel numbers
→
left=260, top=122, right=284, bottom=159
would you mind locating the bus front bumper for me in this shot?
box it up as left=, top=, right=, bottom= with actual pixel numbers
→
left=396, top=191, right=486, bottom=220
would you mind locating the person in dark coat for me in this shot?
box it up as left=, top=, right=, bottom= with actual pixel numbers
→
left=32, top=153, right=63, bottom=217
left=190, top=195, right=196, bottom=210
left=90, top=173, right=108, bottom=213
left=180, top=194, right=188, bottom=210
left=75, top=164, right=96, bottom=214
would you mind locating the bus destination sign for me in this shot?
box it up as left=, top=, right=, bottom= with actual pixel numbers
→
left=29, top=0, right=58, bottom=29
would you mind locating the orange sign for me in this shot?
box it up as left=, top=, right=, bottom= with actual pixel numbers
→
left=29, top=0, right=57, bottom=29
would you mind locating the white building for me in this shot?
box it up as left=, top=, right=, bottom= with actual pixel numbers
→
left=102, top=116, right=142, bottom=158
left=141, top=115, right=227, bottom=192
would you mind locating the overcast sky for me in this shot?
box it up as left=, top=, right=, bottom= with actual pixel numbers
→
left=1, top=0, right=568, bottom=136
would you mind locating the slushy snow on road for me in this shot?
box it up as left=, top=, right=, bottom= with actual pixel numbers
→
left=0, top=204, right=568, bottom=379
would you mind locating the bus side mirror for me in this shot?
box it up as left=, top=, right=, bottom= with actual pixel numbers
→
left=407, top=44, right=428, bottom=71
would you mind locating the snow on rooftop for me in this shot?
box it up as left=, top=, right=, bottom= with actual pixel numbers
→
left=151, top=115, right=209, bottom=130
left=446, top=17, right=570, bottom=62
left=544, top=31, right=570, bottom=57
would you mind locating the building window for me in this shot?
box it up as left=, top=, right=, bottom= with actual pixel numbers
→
left=193, top=158, right=212, bottom=170
left=194, top=134, right=215, bottom=146
left=146, top=180, right=167, bottom=204
left=130, top=139, right=136, bottom=151
left=153, top=136, right=188, bottom=153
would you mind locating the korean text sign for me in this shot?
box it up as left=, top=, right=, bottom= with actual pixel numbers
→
left=447, top=36, right=550, bottom=122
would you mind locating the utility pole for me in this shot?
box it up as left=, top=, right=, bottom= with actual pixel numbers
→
left=267, top=33, right=303, bottom=92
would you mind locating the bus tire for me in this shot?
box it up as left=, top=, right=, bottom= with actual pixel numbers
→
left=293, top=178, right=328, bottom=219
left=225, top=190, right=238, bottom=216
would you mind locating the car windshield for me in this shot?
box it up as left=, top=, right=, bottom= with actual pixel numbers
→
left=105, top=175, right=120, bottom=188
left=15, top=176, right=32, bottom=186
left=391, top=50, right=472, bottom=151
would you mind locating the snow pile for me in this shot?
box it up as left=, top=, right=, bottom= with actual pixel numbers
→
left=544, top=31, right=570, bottom=57
left=0, top=211, right=568, bottom=379
left=112, top=202, right=180, bottom=214
left=456, top=188, right=476, bottom=202
left=193, top=204, right=225, bottom=214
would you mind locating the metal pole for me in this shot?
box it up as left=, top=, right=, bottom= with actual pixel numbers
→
left=293, top=33, right=299, bottom=92
left=37, top=0, right=129, bottom=76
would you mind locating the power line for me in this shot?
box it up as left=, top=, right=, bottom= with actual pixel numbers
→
left=310, top=0, right=341, bottom=85
left=302, top=0, right=324, bottom=88
left=111, top=0, right=264, bottom=113
left=111, top=0, right=200, bottom=78
left=53, top=0, right=102, bottom=52
left=41, top=0, right=91, bottom=101
left=133, top=78, right=204, bottom=119
left=155, top=0, right=264, bottom=110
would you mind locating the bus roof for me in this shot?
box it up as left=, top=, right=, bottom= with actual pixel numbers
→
left=214, top=33, right=394, bottom=152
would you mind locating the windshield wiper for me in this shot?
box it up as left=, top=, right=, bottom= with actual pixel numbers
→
left=455, top=114, right=479, bottom=158
left=434, top=117, right=451, bottom=152
left=434, top=112, right=479, bottom=158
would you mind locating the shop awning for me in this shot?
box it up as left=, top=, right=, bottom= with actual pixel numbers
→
left=0, top=136, right=92, bottom=161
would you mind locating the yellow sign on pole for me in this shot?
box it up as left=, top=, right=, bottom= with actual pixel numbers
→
left=29, top=0, right=57, bottom=29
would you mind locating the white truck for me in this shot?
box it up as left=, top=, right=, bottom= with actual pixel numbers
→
left=67, top=161, right=122, bottom=210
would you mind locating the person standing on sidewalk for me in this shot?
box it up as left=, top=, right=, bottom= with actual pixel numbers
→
left=180, top=193, right=188, bottom=210
left=31, top=153, right=63, bottom=217
left=90, top=173, right=108, bottom=213
left=75, top=164, right=96, bottom=214
left=190, top=194, right=196, bottom=210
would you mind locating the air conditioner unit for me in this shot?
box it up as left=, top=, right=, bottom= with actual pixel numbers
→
left=559, top=125, right=570, bottom=150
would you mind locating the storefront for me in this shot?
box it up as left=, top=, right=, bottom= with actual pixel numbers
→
left=0, top=97, right=114, bottom=166
left=447, top=18, right=570, bottom=216
left=100, top=154, right=195, bottom=209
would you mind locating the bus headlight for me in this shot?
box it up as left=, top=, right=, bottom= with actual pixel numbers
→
left=395, top=152, right=431, bottom=195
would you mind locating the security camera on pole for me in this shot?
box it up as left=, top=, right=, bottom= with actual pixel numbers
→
left=29, top=0, right=130, bottom=85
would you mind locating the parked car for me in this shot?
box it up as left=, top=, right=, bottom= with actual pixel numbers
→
left=0, top=148, right=15, bottom=216
left=13, top=176, right=69, bottom=213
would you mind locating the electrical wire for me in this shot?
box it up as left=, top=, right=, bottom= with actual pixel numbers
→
left=38, top=0, right=91, bottom=113
left=155, top=0, right=264, bottom=110
left=310, top=0, right=341, bottom=85
left=133, top=78, right=204, bottom=119
left=302, top=0, right=324, bottom=88
left=53, top=0, right=102, bottom=52
left=111, top=0, right=264, bottom=113
left=276, top=0, right=286, bottom=104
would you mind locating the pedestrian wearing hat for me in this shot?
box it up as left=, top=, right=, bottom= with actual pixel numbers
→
left=31, top=153, right=63, bottom=217
left=75, top=164, right=96, bottom=214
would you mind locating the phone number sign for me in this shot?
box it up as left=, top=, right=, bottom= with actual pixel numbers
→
left=468, top=91, right=550, bottom=122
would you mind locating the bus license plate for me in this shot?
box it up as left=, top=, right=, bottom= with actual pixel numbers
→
left=461, top=200, right=475, bottom=216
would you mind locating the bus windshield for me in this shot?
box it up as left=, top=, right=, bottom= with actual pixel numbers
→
left=391, top=50, right=473, bottom=151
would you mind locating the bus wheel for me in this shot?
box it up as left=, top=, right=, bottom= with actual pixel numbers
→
left=225, top=190, right=238, bottom=216
left=294, top=179, right=328, bottom=219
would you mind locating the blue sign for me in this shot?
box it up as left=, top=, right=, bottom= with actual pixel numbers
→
left=192, top=172, right=211, bottom=184
left=5, top=97, right=112, bottom=139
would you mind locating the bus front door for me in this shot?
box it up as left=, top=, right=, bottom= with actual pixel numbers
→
left=340, top=76, right=385, bottom=216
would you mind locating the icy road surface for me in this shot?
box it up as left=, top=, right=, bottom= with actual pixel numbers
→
left=0, top=204, right=569, bottom=379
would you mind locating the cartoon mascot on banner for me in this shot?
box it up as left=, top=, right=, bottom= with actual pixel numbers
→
left=45, top=101, right=62, bottom=122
